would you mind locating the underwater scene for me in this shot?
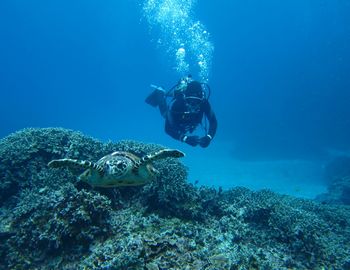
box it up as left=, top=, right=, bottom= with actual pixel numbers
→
left=0, top=0, right=350, bottom=269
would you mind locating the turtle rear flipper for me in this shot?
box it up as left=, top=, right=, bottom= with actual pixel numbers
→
left=48, top=158, right=104, bottom=173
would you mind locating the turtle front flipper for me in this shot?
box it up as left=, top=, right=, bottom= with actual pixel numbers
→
left=134, top=149, right=185, bottom=172
left=48, top=158, right=104, bottom=173
left=141, top=149, right=185, bottom=163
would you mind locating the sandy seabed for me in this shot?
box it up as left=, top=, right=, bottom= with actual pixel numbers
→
left=184, top=141, right=327, bottom=199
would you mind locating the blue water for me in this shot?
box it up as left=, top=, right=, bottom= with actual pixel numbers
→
left=1, top=0, right=349, bottom=198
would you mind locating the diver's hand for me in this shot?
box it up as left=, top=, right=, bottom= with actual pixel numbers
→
left=199, top=135, right=212, bottom=148
left=183, top=136, right=199, bottom=147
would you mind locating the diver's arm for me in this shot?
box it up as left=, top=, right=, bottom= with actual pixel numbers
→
left=204, top=101, right=217, bottom=139
left=198, top=101, right=217, bottom=148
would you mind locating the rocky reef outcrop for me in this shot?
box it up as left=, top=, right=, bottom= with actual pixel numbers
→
left=316, top=156, right=350, bottom=205
left=1, top=128, right=350, bottom=269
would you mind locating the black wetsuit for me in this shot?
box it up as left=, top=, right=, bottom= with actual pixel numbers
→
left=161, top=96, right=217, bottom=142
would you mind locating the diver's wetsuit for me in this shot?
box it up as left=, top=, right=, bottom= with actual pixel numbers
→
left=159, top=95, right=217, bottom=142
left=146, top=77, right=218, bottom=147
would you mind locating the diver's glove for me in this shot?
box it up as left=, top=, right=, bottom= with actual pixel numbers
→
left=199, top=134, right=212, bottom=148
left=182, top=135, right=199, bottom=147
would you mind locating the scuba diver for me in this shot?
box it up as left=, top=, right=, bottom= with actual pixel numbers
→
left=145, top=75, right=217, bottom=148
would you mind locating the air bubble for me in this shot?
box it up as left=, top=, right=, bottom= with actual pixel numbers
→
left=143, top=0, right=214, bottom=82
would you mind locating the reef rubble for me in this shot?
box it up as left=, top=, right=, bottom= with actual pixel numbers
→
left=0, top=128, right=349, bottom=270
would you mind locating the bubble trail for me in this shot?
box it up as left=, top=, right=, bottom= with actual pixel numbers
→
left=142, top=0, right=214, bottom=82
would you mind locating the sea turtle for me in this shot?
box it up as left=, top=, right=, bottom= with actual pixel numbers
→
left=48, top=148, right=185, bottom=187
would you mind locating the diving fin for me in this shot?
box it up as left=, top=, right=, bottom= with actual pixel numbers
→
left=145, top=86, right=165, bottom=107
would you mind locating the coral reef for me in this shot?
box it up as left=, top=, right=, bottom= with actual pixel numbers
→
left=0, top=128, right=109, bottom=206
left=1, top=128, right=350, bottom=269
left=4, top=183, right=113, bottom=269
